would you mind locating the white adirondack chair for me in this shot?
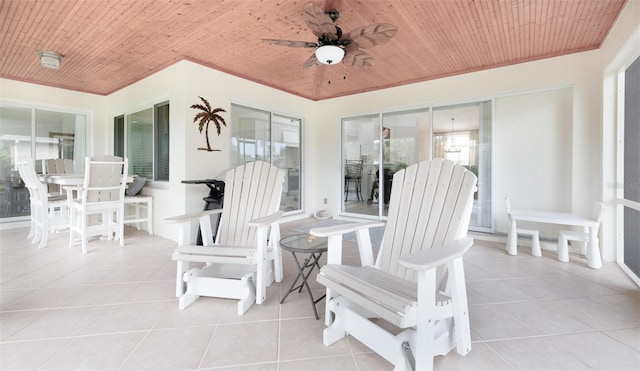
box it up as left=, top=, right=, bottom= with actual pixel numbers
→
left=311, top=159, right=477, bottom=371
left=16, top=159, right=67, bottom=248
left=66, top=155, right=128, bottom=254
left=167, top=161, right=285, bottom=315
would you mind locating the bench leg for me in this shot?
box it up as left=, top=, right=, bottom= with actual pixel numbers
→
left=531, top=232, right=542, bottom=257
left=557, top=236, right=569, bottom=262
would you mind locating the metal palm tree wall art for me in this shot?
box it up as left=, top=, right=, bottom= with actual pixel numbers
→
left=191, top=96, right=227, bottom=152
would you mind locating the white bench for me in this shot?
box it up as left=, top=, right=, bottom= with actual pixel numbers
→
left=124, top=195, right=153, bottom=234
left=506, top=206, right=602, bottom=268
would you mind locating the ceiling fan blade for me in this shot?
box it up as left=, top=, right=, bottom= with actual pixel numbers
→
left=323, top=0, right=341, bottom=11
left=262, top=39, right=318, bottom=48
left=303, top=3, right=338, bottom=40
left=344, top=23, right=398, bottom=49
left=302, top=54, right=321, bottom=70
left=343, top=49, right=374, bottom=67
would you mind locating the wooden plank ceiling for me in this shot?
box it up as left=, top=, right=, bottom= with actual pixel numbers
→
left=0, top=0, right=627, bottom=101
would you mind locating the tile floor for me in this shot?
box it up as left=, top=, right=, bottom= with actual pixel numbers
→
left=1, top=219, right=639, bottom=370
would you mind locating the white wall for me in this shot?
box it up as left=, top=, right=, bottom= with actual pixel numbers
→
left=105, top=61, right=316, bottom=239
left=494, top=88, right=573, bottom=235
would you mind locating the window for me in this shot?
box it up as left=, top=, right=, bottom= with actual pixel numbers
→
left=0, top=104, right=88, bottom=220
left=114, top=101, right=169, bottom=181
left=230, top=103, right=303, bottom=214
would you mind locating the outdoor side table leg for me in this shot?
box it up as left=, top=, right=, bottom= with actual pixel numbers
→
left=280, top=251, right=305, bottom=304
left=299, top=252, right=322, bottom=293
left=280, top=250, right=323, bottom=320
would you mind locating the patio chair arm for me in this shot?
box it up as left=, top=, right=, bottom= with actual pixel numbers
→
left=248, top=210, right=284, bottom=227
left=310, top=221, right=386, bottom=266
left=165, top=208, right=223, bottom=224
left=399, top=238, right=473, bottom=271
left=308, top=221, right=386, bottom=237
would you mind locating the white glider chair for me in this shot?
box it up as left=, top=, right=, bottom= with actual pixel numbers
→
left=167, top=161, right=285, bottom=314
left=17, top=159, right=67, bottom=248
left=311, top=159, right=477, bottom=371
left=66, top=155, right=128, bottom=254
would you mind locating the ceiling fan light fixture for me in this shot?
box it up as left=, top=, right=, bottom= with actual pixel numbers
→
left=315, top=45, right=344, bottom=65
left=37, top=50, right=62, bottom=70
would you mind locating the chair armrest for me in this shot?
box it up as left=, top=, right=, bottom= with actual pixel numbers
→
left=165, top=209, right=223, bottom=246
left=399, top=238, right=473, bottom=271
left=309, top=221, right=385, bottom=237
left=248, top=210, right=283, bottom=227
left=63, top=185, right=81, bottom=192
left=310, top=221, right=385, bottom=266
left=165, top=208, right=223, bottom=224
left=64, top=186, right=82, bottom=202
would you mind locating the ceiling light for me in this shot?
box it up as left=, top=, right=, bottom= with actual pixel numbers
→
left=315, top=45, right=344, bottom=65
left=36, top=51, right=62, bottom=70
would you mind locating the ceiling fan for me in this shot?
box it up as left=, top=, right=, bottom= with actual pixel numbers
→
left=262, top=2, right=398, bottom=69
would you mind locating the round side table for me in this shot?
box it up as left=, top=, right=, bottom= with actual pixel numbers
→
left=279, top=233, right=328, bottom=320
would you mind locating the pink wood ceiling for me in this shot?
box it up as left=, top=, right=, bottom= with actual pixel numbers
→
left=0, top=0, right=627, bottom=101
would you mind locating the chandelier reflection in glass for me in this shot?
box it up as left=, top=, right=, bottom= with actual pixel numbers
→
left=445, top=118, right=461, bottom=153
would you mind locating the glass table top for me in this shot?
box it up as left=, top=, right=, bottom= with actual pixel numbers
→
left=279, top=233, right=328, bottom=253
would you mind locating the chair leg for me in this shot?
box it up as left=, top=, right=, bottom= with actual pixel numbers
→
left=256, top=256, right=268, bottom=305
left=344, top=178, right=348, bottom=201
left=178, top=269, right=199, bottom=310
left=27, top=207, right=36, bottom=239
left=175, top=260, right=188, bottom=297
left=37, top=214, right=49, bottom=249
left=323, top=297, right=348, bottom=345
left=237, top=272, right=257, bottom=315
left=147, top=200, right=153, bottom=234
left=68, top=208, right=75, bottom=249
left=118, top=206, right=125, bottom=246
left=450, top=257, right=471, bottom=356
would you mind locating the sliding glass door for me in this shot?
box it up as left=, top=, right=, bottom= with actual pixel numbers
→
left=0, top=104, right=87, bottom=221
left=433, top=101, right=492, bottom=230
left=341, top=109, right=431, bottom=218
left=341, top=101, right=492, bottom=231
left=341, top=114, right=381, bottom=217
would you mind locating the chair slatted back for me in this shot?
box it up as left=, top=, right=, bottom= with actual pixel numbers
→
left=376, top=158, right=477, bottom=284
left=44, top=158, right=74, bottom=193
left=345, top=160, right=363, bottom=178
left=217, top=161, right=284, bottom=246
left=83, top=155, right=127, bottom=205
left=18, top=159, right=47, bottom=203
left=45, top=158, right=73, bottom=174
